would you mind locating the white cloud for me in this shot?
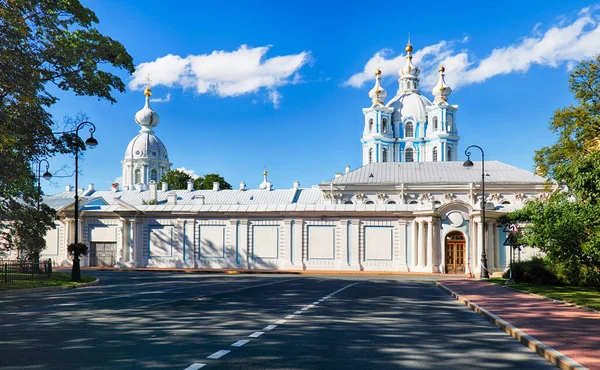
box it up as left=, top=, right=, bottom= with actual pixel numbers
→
left=130, top=45, right=311, bottom=107
left=150, top=93, right=171, bottom=103
left=346, top=9, right=600, bottom=92
left=268, top=90, right=282, bottom=109
left=176, top=167, right=199, bottom=179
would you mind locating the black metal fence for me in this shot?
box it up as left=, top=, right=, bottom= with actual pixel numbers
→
left=1, top=259, right=53, bottom=284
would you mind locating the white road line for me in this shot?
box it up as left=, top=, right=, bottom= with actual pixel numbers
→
left=263, top=325, right=277, bottom=331
left=285, top=314, right=295, bottom=319
left=140, top=278, right=300, bottom=309
left=207, top=350, right=231, bottom=359
left=248, top=331, right=264, bottom=338
left=307, top=304, right=315, bottom=308
left=313, top=301, right=320, bottom=305
left=184, top=363, right=206, bottom=370
left=301, top=307, right=309, bottom=311
left=231, top=340, right=250, bottom=347
left=293, top=311, right=303, bottom=314
left=275, top=319, right=287, bottom=324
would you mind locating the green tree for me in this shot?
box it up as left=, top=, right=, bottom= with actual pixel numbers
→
left=160, top=170, right=193, bottom=190
left=194, top=173, right=232, bottom=190
left=0, top=1, right=134, bottom=270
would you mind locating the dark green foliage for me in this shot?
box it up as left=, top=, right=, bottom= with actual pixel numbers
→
left=0, top=0, right=133, bottom=260
left=160, top=170, right=192, bottom=190
left=503, top=257, right=559, bottom=285
left=161, top=170, right=232, bottom=190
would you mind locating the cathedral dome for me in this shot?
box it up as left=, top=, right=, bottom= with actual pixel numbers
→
left=386, top=93, right=432, bottom=123
left=134, top=86, right=160, bottom=132
left=124, top=133, right=169, bottom=162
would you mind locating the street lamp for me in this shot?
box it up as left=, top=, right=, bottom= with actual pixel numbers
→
left=71, top=121, right=98, bottom=282
left=35, top=159, right=53, bottom=210
left=463, top=144, right=489, bottom=279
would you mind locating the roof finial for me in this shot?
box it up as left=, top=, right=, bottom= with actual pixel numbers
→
left=144, top=74, right=152, bottom=97
left=406, top=33, right=413, bottom=53
left=263, top=165, right=268, bottom=178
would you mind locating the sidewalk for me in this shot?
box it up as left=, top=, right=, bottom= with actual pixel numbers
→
left=438, top=279, right=599, bottom=370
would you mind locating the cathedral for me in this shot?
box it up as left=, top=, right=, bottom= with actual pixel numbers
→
left=40, top=42, right=547, bottom=275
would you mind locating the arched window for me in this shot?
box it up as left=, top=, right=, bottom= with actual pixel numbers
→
left=405, top=122, right=414, bottom=138
left=368, top=148, right=373, bottom=163
left=433, top=147, right=438, bottom=162
left=501, top=200, right=511, bottom=205
left=382, top=118, right=387, bottom=133
left=344, top=200, right=354, bottom=205
left=409, top=200, right=418, bottom=205
left=432, top=117, right=438, bottom=131
left=369, top=118, right=373, bottom=132
left=365, top=201, right=374, bottom=204
left=150, top=169, right=158, bottom=182
left=408, top=81, right=412, bottom=89
left=447, top=115, right=453, bottom=132
left=134, top=168, right=142, bottom=184
left=382, top=148, right=387, bottom=162
left=387, top=201, right=396, bottom=204
left=447, top=146, right=453, bottom=161
left=405, top=148, right=414, bottom=162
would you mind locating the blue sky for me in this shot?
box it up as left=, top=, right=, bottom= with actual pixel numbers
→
left=43, top=0, right=600, bottom=194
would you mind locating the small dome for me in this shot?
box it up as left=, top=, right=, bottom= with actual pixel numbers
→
left=124, top=133, right=169, bottom=162
left=134, top=87, right=160, bottom=132
left=386, top=93, right=432, bottom=123
left=432, top=66, right=453, bottom=103
left=368, top=70, right=388, bottom=106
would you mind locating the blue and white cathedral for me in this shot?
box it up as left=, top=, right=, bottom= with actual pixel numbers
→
left=361, top=41, right=459, bottom=165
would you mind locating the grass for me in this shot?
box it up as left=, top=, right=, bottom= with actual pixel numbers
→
left=488, top=278, right=600, bottom=311
left=0, top=272, right=96, bottom=291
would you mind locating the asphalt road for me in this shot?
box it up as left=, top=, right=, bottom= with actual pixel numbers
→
left=0, top=271, right=555, bottom=370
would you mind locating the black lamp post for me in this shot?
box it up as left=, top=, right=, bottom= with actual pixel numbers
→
left=35, top=159, right=53, bottom=210
left=463, top=144, right=489, bottom=279
left=71, top=121, right=98, bottom=282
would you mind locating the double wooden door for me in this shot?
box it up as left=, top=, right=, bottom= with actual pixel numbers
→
left=89, top=242, right=117, bottom=267
left=445, top=232, right=466, bottom=274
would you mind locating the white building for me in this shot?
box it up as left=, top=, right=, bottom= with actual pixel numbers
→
left=40, top=42, right=549, bottom=275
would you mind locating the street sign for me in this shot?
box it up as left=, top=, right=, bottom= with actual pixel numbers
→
left=503, top=233, right=517, bottom=246
left=503, top=224, right=519, bottom=233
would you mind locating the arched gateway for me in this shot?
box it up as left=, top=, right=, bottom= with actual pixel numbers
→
left=445, top=231, right=466, bottom=274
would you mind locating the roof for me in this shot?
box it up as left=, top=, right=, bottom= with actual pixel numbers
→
left=46, top=188, right=326, bottom=208
left=323, top=161, right=545, bottom=186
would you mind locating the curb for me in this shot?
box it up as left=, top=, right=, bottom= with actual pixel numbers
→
left=0, top=278, right=100, bottom=295
left=436, top=281, right=588, bottom=370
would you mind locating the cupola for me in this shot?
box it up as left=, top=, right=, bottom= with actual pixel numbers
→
left=368, top=69, right=388, bottom=106
left=398, top=39, right=421, bottom=94
left=259, top=168, right=273, bottom=191
left=432, top=66, right=453, bottom=103
left=134, top=84, right=160, bottom=133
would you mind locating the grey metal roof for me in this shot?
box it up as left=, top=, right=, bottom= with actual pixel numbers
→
left=45, top=188, right=325, bottom=208
left=324, top=161, right=545, bottom=185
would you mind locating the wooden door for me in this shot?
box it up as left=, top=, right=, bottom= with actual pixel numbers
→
left=445, top=232, right=466, bottom=274
left=90, top=242, right=117, bottom=267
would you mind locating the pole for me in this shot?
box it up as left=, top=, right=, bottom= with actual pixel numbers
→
left=480, top=150, right=489, bottom=279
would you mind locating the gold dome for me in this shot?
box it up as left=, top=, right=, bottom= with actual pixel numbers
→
left=438, top=66, right=445, bottom=73
left=144, top=85, right=152, bottom=97
left=375, top=69, right=382, bottom=76
left=405, top=43, right=413, bottom=53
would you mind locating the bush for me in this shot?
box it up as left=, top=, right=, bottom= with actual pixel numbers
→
left=504, top=257, right=560, bottom=285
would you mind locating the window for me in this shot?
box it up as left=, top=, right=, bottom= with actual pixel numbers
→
left=134, top=169, right=142, bottom=184
left=382, top=148, right=387, bottom=162
left=387, top=201, right=396, bottom=204
left=447, top=115, right=453, bottom=132
left=501, top=200, right=511, bottom=205
left=432, top=117, right=438, bottom=131
left=409, top=200, right=418, bottom=205
left=150, top=169, right=158, bottom=182
left=365, top=201, right=374, bottom=204
left=447, top=146, right=453, bottom=161
left=382, top=118, right=387, bottom=133
left=433, top=147, right=438, bottom=162
left=368, top=148, right=373, bottom=163
left=405, top=148, right=414, bottom=162
left=344, top=200, right=354, bottom=205
left=408, top=81, right=412, bottom=89
left=405, top=122, right=414, bottom=138
left=369, top=118, right=373, bottom=132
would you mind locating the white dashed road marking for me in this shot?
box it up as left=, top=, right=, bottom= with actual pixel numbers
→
left=231, top=340, right=250, bottom=347
left=285, top=314, right=295, bottom=319
left=276, top=319, right=287, bottom=324
left=249, top=331, right=264, bottom=338
left=207, top=350, right=231, bottom=359
left=263, top=325, right=277, bottom=331
left=184, top=364, right=206, bottom=370
left=294, top=311, right=303, bottom=314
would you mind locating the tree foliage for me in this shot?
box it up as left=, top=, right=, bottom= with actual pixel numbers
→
left=0, top=0, right=134, bottom=259
left=161, top=170, right=232, bottom=190
left=501, top=56, right=600, bottom=286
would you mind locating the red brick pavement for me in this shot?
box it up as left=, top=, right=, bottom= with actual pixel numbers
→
left=439, top=279, right=599, bottom=370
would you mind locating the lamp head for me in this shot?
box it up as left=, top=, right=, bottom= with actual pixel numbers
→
left=85, top=134, right=98, bottom=149
left=463, top=158, right=474, bottom=168
left=42, top=171, right=53, bottom=181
